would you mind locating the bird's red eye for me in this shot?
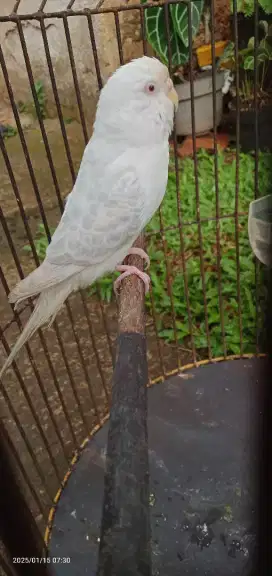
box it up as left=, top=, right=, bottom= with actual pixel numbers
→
left=148, top=84, right=155, bottom=92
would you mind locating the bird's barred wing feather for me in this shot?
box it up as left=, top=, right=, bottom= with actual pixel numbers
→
left=46, top=160, right=146, bottom=268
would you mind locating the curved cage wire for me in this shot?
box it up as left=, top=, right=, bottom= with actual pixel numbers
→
left=0, top=0, right=266, bottom=557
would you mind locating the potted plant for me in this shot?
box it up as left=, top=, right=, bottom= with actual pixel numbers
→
left=220, top=20, right=272, bottom=151
left=141, top=0, right=227, bottom=136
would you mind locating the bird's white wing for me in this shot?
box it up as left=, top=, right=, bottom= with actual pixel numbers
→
left=46, top=155, right=146, bottom=268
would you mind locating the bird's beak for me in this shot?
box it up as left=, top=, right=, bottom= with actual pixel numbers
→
left=167, top=81, right=179, bottom=111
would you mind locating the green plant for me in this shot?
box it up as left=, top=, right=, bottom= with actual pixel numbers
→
left=26, top=150, right=272, bottom=357
left=2, top=125, right=17, bottom=139
left=140, top=0, right=204, bottom=69
left=220, top=20, right=272, bottom=104
left=230, top=0, right=272, bottom=16
left=17, top=80, right=47, bottom=119
left=34, top=80, right=46, bottom=119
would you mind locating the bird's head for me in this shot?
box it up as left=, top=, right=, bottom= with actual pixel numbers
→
left=94, top=56, right=178, bottom=144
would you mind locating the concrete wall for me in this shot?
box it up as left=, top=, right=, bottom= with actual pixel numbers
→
left=0, top=0, right=144, bottom=126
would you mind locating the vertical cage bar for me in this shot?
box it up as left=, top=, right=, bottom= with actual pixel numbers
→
left=86, top=13, right=104, bottom=91
left=114, top=11, right=124, bottom=65
left=210, top=0, right=227, bottom=358
left=253, top=0, right=260, bottom=353
left=63, top=15, right=89, bottom=143
left=187, top=3, right=212, bottom=360
left=233, top=0, right=243, bottom=356
left=139, top=6, right=148, bottom=55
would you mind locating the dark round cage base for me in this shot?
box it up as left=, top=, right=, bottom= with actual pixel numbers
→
left=48, top=358, right=262, bottom=575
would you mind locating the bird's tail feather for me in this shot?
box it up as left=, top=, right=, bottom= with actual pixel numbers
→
left=8, top=261, right=80, bottom=310
left=0, top=281, right=72, bottom=379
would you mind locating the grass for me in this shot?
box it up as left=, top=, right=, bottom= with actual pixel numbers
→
left=24, top=149, right=272, bottom=358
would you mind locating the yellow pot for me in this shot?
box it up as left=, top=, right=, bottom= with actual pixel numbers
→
left=196, top=41, right=227, bottom=68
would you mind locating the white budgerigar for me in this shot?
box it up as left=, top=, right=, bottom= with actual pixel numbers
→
left=0, top=56, right=178, bottom=378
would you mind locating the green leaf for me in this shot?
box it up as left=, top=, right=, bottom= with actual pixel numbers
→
left=170, top=1, right=204, bottom=48
left=141, top=1, right=203, bottom=67
left=143, top=4, right=188, bottom=67
left=247, top=36, right=255, bottom=49
left=259, top=19, right=269, bottom=35
left=260, top=0, right=272, bottom=14
left=243, top=55, right=254, bottom=70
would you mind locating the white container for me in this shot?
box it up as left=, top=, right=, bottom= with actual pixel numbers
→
left=175, top=69, right=225, bottom=136
left=248, top=194, right=272, bottom=267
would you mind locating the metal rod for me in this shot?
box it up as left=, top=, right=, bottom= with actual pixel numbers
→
left=233, top=0, right=243, bottom=355
left=4, top=0, right=189, bottom=21
left=187, top=3, right=212, bottom=359
left=210, top=0, right=226, bottom=358
left=97, top=236, right=151, bottom=576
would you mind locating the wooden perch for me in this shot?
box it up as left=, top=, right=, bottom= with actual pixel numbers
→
left=97, top=235, right=151, bottom=576
left=118, top=234, right=146, bottom=335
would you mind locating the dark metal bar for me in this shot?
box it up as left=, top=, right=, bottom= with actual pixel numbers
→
left=86, top=13, right=104, bottom=91
left=38, top=0, right=48, bottom=11
left=11, top=0, right=21, bottom=14
left=253, top=0, right=260, bottom=353
left=114, top=11, right=124, bottom=65
left=4, top=0, right=188, bottom=21
left=0, top=421, right=50, bottom=576
left=164, top=2, right=196, bottom=367
left=187, top=4, right=212, bottom=359
left=63, top=15, right=89, bottom=143
left=210, top=0, right=226, bottom=358
left=97, top=236, right=151, bottom=576
left=139, top=7, right=148, bottom=55
left=66, top=0, right=76, bottom=9
left=233, top=0, right=243, bottom=356
left=148, top=282, right=166, bottom=381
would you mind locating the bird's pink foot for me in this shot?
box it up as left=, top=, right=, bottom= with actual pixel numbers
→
left=126, top=247, right=150, bottom=269
left=114, top=265, right=150, bottom=295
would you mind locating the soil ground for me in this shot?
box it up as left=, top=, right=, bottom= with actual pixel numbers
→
left=0, top=119, right=194, bottom=529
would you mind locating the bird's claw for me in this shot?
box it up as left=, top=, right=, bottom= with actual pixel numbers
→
left=114, top=265, right=150, bottom=295
left=126, top=247, right=150, bottom=270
